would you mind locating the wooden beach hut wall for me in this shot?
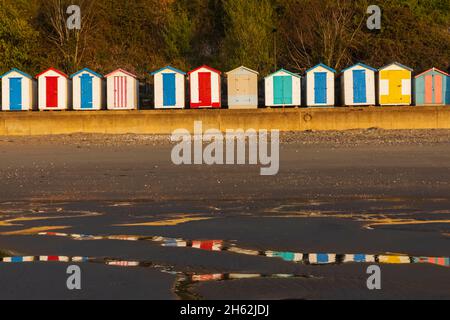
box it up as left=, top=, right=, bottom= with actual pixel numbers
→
left=414, top=68, right=450, bottom=106
left=105, top=69, right=139, bottom=110
left=188, top=65, right=221, bottom=109
left=71, top=68, right=104, bottom=110
left=36, top=68, right=69, bottom=111
left=0, top=68, right=36, bottom=111
left=264, top=69, right=301, bottom=107
left=226, top=66, right=259, bottom=109
left=150, top=66, right=186, bottom=109
left=306, top=63, right=336, bottom=107
left=379, top=62, right=413, bottom=106
left=340, top=63, right=377, bottom=106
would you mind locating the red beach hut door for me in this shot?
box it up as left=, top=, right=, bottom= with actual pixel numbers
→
left=198, top=72, right=212, bottom=106
left=46, top=77, right=58, bottom=108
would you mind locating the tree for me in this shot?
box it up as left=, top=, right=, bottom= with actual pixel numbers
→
left=0, top=2, right=39, bottom=74
left=278, top=0, right=367, bottom=72
left=222, top=0, right=275, bottom=74
left=36, top=0, right=97, bottom=73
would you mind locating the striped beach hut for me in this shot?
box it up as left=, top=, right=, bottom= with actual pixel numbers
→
left=0, top=68, right=36, bottom=111
left=105, top=69, right=139, bottom=110
left=264, top=69, right=301, bottom=107
left=70, top=68, right=104, bottom=110
left=306, top=63, right=336, bottom=107
left=414, top=68, right=449, bottom=106
left=226, top=66, right=259, bottom=109
left=36, top=68, right=69, bottom=111
left=340, top=63, right=377, bottom=106
left=379, top=62, right=413, bottom=106
left=150, top=66, right=186, bottom=109
left=188, top=65, right=221, bottom=109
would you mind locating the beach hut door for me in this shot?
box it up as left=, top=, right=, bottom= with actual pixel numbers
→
left=314, top=73, right=327, bottom=104
left=46, top=77, right=58, bottom=108
left=274, top=76, right=292, bottom=105
left=114, top=76, right=127, bottom=108
left=80, top=74, right=94, bottom=109
left=353, top=70, right=367, bottom=104
left=235, top=76, right=250, bottom=104
left=199, top=72, right=212, bottom=105
left=163, top=73, right=176, bottom=107
left=9, top=78, right=22, bottom=111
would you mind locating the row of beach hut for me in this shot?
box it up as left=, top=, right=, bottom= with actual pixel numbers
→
left=0, top=63, right=449, bottom=111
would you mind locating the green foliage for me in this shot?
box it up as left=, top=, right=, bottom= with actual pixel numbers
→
left=0, top=0, right=448, bottom=77
left=0, top=1, right=39, bottom=74
left=221, top=0, right=275, bottom=74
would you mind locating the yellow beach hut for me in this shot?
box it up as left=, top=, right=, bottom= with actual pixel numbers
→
left=379, top=62, right=413, bottom=106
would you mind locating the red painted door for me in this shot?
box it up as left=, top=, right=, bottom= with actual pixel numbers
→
left=114, top=76, right=127, bottom=108
left=198, top=72, right=212, bottom=106
left=46, top=77, right=58, bottom=108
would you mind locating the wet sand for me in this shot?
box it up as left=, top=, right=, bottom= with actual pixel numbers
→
left=0, top=130, right=449, bottom=300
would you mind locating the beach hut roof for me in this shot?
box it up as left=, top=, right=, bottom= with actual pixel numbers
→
left=341, top=62, right=377, bottom=73
left=150, top=66, right=186, bottom=76
left=226, top=66, right=259, bottom=75
left=0, top=68, right=33, bottom=79
left=188, top=65, right=221, bottom=75
left=70, top=68, right=103, bottom=79
left=104, top=68, right=137, bottom=79
left=36, top=67, right=68, bottom=79
left=415, top=67, right=450, bottom=78
left=306, top=63, right=337, bottom=74
left=265, top=68, right=301, bottom=79
left=379, top=62, right=413, bottom=72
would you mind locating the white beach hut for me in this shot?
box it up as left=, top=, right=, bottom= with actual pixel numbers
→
left=1, top=68, right=36, bottom=111
left=264, top=69, right=301, bottom=107
left=70, top=68, right=104, bottom=110
left=150, top=66, right=186, bottom=109
left=306, top=63, right=336, bottom=107
left=105, top=69, right=139, bottom=110
left=340, top=63, right=377, bottom=106
left=36, top=68, right=69, bottom=111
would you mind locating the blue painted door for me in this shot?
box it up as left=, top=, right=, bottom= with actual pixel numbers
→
left=163, top=73, right=176, bottom=107
left=9, top=78, right=22, bottom=111
left=353, top=70, right=367, bottom=103
left=273, top=76, right=292, bottom=105
left=80, top=74, right=93, bottom=109
left=314, top=73, right=327, bottom=104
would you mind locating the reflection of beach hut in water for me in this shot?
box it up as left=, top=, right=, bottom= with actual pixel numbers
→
left=226, top=66, right=259, bottom=109
left=340, top=63, right=377, bottom=106
left=150, top=66, right=186, bottom=109
left=0, top=68, right=36, bottom=111
left=306, top=63, right=336, bottom=107
left=414, top=68, right=450, bottom=106
left=105, top=69, right=139, bottom=110
left=70, top=68, right=104, bottom=110
left=264, top=69, right=301, bottom=107
left=379, top=62, right=413, bottom=106
left=36, top=68, right=69, bottom=111
left=188, top=65, right=221, bottom=109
